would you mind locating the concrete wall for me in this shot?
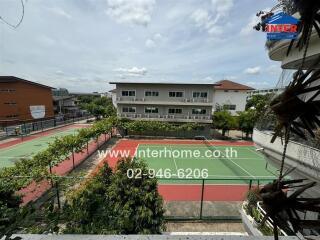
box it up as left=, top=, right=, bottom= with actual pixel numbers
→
left=115, top=84, right=213, bottom=103
left=213, top=90, right=248, bottom=115
left=118, top=104, right=212, bottom=117
left=253, top=129, right=320, bottom=180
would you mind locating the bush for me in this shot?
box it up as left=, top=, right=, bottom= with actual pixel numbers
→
left=63, top=160, right=165, bottom=234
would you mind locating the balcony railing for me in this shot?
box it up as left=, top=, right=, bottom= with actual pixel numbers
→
left=118, top=113, right=211, bottom=121
left=116, top=97, right=211, bottom=103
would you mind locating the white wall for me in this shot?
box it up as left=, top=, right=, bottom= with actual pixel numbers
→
left=253, top=129, right=320, bottom=180
left=213, top=90, right=248, bottom=115
left=111, top=92, right=117, bottom=108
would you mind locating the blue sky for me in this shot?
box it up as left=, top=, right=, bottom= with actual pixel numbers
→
left=0, top=0, right=281, bottom=92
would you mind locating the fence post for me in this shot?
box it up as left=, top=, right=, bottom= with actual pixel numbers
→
left=86, top=141, right=89, bottom=154
left=55, top=180, right=61, bottom=209
left=72, top=149, right=75, bottom=169
left=248, top=179, right=252, bottom=190
left=200, top=179, right=205, bottom=220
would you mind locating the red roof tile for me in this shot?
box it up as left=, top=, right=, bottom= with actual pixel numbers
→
left=214, top=80, right=254, bottom=90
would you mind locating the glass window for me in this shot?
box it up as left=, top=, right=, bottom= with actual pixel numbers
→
left=122, top=90, right=135, bottom=96
left=193, top=92, right=207, bottom=98
left=192, top=109, right=207, bottom=115
left=168, top=108, right=182, bottom=114
left=145, top=107, right=158, bottom=113
left=122, top=107, right=136, bottom=113
left=223, top=104, right=236, bottom=110
left=169, top=91, right=183, bottom=97
left=145, top=91, right=159, bottom=97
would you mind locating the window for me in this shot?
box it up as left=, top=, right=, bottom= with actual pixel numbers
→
left=145, top=107, right=158, bottom=113
left=223, top=104, right=236, bottom=110
left=4, top=102, right=17, bottom=105
left=6, top=114, right=18, bottom=118
left=168, top=108, right=182, bottom=114
left=0, top=89, right=15, bottom=93
left=122, top=107, right=136, bottom=113
left=122, top=90, right=135, bottom=97
left=192, top=109, right=207, bottom=115
left=193, top=92, right=208, bottom=98
left=169, top=91, right=183, bottom=97
left=145, top=91, right=159, bottom=97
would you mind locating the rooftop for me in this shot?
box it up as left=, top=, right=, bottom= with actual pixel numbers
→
left=109, top=81, right=219, bottom=86
left=0, top=76, right=54, bottom=89
left=214, top=80, right=254, bottom=91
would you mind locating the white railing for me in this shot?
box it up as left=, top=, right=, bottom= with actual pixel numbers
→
left=116, top=97, right=211, bottom=103
left=257, top=202, right=288, bottom=236
left=118, top=113, right=211, bottom=120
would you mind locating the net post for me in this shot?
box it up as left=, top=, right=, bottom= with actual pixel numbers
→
left=249, top=179, right=252, bottom=190
left=199, top=178, right=205, bottom=220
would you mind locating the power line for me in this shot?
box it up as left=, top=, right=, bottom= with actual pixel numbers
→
left=0, top=0, right=25, bottom=29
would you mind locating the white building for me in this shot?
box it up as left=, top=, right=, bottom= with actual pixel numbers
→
left=247, top=87, right=285, bottom=99
left=109, top=80, right=255, bottom=120
left=213, top=80, right=254, bottom=115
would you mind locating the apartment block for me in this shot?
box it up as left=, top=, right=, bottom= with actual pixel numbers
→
left=109, top=82, right=217, bottom=124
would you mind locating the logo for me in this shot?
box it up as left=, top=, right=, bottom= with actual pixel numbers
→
left=264, top=12, right=299, bottom=40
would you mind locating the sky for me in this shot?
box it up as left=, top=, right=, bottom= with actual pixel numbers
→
left=0, top=0, right=282, bottom=92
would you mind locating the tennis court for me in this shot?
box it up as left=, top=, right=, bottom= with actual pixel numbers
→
left=0, top=126, right=84, bottom=168
left=101, top=139, right=278, bottom=201
left=135, top=143, right=277, bottom=184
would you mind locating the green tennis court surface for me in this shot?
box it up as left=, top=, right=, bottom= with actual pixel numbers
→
left=0, top=127, right=82, bottom=168
left=135, top=144, right=278, bottom=184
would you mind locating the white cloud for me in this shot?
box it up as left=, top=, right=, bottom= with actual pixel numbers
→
left=244, top=66, right=261, bottom=75
left=37, top=35, right=56, bottom=46
left=191, top=9, right=220, bottom=36
left=47, top=7, right=72, bottom=19
left=106, top=0, right=155, bottom=26
left=145, top=33, right=163, bottom=48
left=240, top=8, right=270, bottom=36
left=240, top=14, right=259, bottom=36
left=246, top=81, right=271, bottom=88
left=145, top=38, right=156, bottom=48
left=191, top=0, right=233, bottom=37
left=211, top=0, right=233, bottom=17
left=114, top=67, right=147, bottom=76
left=55, top=70, right=65, bottom=76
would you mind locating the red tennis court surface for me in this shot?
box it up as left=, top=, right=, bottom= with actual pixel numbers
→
left=96, top=139, right=256, bottom=202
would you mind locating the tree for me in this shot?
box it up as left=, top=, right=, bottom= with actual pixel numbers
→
left=0, top=181, right=22, bottom=239
left=245, top=94, right=271, bottom=115
left=108, top=158, right=165, bottom=234
left=238, top=109, right=257, bottom=138
left=79, top=96, right=116, bottom=120
left=213, top=110, right=237, bottom=136
left=63, top=159, right=165, bottom=234
left=63, top=164, right=113, bottom=234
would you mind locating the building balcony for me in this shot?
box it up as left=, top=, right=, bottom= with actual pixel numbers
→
left=267, top=13, right=320, bottom=69
left=118, top=113, right=212, bottom=124
left=115, top=97, right=212, bottom=106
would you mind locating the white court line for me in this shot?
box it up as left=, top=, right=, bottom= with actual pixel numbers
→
left=206, top=144, right=256, bottom=179
left=0, top=156, right=32, bottom=159
left=246, top=147, right=265, bottom=158
left=132, top=143, right=140, bottom=162
left=170, top=145, right=179, bottom=174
